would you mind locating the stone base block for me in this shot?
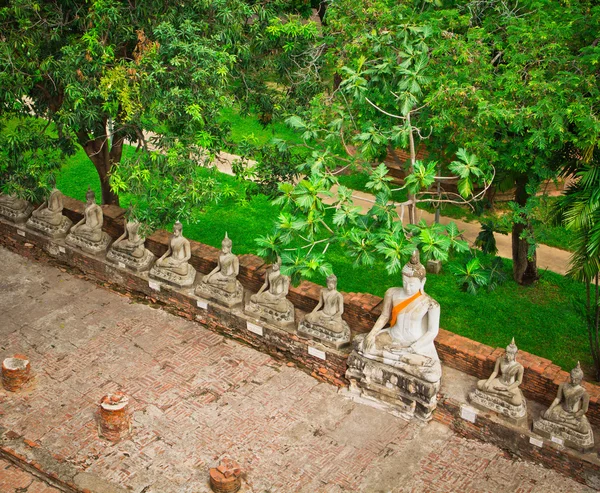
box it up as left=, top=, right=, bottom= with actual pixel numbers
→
left=345, top=350, right=440, bottom=421
left=106, top=247, right=155, bottom=272
left=195, top=280, right=244, bottom=308
left=26, top=215, right=72, bottom=239
left=533, top=417, right=595, bottom=453
left=298, top=319, right=351, bottom=349
left=98, top=393, right=131, bottom=442
left=0, top=203, right=33, bottom=224
left=245, top=299, right=295, bottom=330
left=468, top=388, right=528, bottom=427
left=2, top=356, right=31, bottom=392
left=65, top=231, right=111, bottom=255
left=149, top=265, right=196, bottom=288
left=209, top=459, right=242, bottom=493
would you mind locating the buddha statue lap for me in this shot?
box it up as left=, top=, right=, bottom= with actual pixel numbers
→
left=533, top=363, right=595, bottom=452
left=469, top=338, right=527, bottom=425
left=65, top=188, right=111, bottom=254
left=298, top=274, right=350, bottom=349
left=26, top=188, right=72, bottom=238
left=148, top=221, right=196, bottom=288
left=0, top=193, right=33, bottom=223
left=106, top=219, right=155, bottom=272
left=245, top=257, right=294, bottom=329
left=346, top=251, right=441, bottom=421
left=195, top=233, right=243, bottom=307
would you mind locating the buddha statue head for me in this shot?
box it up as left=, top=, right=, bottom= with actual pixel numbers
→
left=173, top=220, right=183, bottom=237
left=505, top=337, right=518, bottom=362
left=86, top=187, right=96, bottom=205
left=402, top=250, right=427, bottom=296
left=222, top=232, right=232, bottom=254
left=570, top=362, right=584, bottom=386
left=326, top=273, right=338, bottom=290
left=272, top=256, right=282, bottom=272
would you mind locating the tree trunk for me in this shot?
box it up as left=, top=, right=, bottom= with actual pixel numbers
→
left=76, top=127, right=122, bottom=206
left=512, top=175, right=538, bottom=285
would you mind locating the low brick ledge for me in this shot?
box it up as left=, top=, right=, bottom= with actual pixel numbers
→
left=1, top=200, right=600, bottom=428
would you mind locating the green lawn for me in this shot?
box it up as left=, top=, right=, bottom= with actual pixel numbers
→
left=54, top=147, right=589, bottom=374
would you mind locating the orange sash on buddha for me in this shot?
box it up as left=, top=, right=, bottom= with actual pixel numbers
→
left=389, top=292, right=421, bottom=327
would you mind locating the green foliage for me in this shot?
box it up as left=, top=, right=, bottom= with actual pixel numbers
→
left=450, top=251, right=507, bottom=295
left=0, top=119, right=73, bottom=202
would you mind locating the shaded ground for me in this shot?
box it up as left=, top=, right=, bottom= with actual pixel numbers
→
left=0, top=247, right=589, bottom=492
left=0, top=457, right=61, bottom=492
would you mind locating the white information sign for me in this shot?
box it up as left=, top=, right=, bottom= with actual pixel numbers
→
left=529, top=437, right=543, bottom=448
left=308, top=346, right=327, bottom=361
left=118, top=262, right=126, bottom=269
left=58, top=246, right=66, bottom=253
left=17, top=230, right=25, bottom=237
left=460, top=405, right=477, bottom=423
left=196, top=299, right=209, bottom=310
left=149, top=281, right=161, bottom=291
left=551, top=436, right=564, bottom=446
left=247, top=322, right=264, bottom=336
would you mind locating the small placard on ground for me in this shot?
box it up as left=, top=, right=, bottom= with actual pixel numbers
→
left=551, top=436, right=564, bottom=446
left=308, top=346, right=326, bottom=360
left=58, top=246, right=66, bottom=253
left=460, top=405, right=477, bottom=423
left=17, top=230, right=25, bottom=237
left=247, top=321, right=264, bottom=336
left=118, top=262, right=126, bottom=269
left=196, top=299, right=209, bottom=310
left=149, top=280, right=161, bottom=291
left=529, top=436, right=543, bottom=448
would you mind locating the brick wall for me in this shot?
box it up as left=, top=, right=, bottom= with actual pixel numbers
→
left=2, top=198, right=600, bottom=429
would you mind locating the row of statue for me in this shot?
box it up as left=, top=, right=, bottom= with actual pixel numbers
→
left=0, top=189, right=596, bottom=450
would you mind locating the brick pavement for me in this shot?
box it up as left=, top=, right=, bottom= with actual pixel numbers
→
left=0, top=457, right=61, bottom=492
left=0, top=246, right=592, bottom=492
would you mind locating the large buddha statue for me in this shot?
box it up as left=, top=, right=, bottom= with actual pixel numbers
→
left=346, top=250, right=441, bottom=421
left=106, top=219, right=155, bottom=272
left=148, top=221, right=196, bottom=288
left=0, top=193, right=33, bottom=223
left=245, top=257, right=295, bottom=329
left=469, top=338, right=527, bottom=425
left=298, top=274, right=350, bottom=349
left=195, top=233, right=243, bottom=307
left=26, top=187, right=72, bottom=238
left=65, top=188, right=111, bottom=254
left=533, top=363, right=594, bottom=452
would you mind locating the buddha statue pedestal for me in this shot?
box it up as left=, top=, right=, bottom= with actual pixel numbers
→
left=346, top=336, right=440, bottom=421
left=345, top=251, right=442, bottom=421
left=66, top=229, right=111, bottom=255
left=244, top=258, right=295, bottom=330
left=468, top=338, right=527, bottom=427
left=297, top=274, right=350, bottom=349
left=533, top=363, right=595, bottom=453
left=195, top=233, right=244, bottom=307
left=148, top=221, right=196, bottom=288
left=26, top=188, right=72, bottom=239
left=106, top=220, right=155, bottom=272
left=0, top=195, right=33, bottom=224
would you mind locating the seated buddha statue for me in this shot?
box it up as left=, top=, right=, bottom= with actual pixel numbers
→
left=245, top=257, right=294, bottom=328
left=359, top=250, right=441, bottom=383
left=65, top=188, right=111, bottom=254
left=0, top=193, right=33, bottom=223
left=195, top=233, right=243, bottom=306
left=26, top=187, right=72, bottom=238
left=106, top=219, right=155, bottom=272
left=298, top=274, right=350, bottom=348
left=469, top=338, right=527, bottom=424
left=533, top=362, right=594, bottom=452
left=148, top=221, right=196, bottom=288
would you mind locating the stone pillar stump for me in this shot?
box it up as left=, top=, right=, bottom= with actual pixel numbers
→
left=209, top=458, right=242, bottom=493
left=98, top=392, right=131, bottom=442
left=2, top=355, right=31, bottom=391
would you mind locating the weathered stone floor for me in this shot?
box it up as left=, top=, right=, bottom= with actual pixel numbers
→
left=0, top=457, right=61, bottom=492
left=0, top=246, right=592, bottom=492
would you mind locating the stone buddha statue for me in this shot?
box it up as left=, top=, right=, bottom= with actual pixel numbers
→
left=245, top=257, right=295, bottom=328
left=195, top=233, right=243, bottom=307
left=26, top=187, right=72, bottom=238
left=533, top=362, right=594, bottom=452
left=298, top=274, right=350, bottom=348
left=65, top=188, right=111, bottom=254
left=148, top=221, right=196, bottom=288
left=469, top=338, right=527, bottom=425
left=346, top=250, right=441, bottom=421
left=0, top=193, right=33, bottom=223
left=106, top=219, right=155, bottom=272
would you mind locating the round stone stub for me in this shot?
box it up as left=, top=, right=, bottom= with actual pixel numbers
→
left=98, top=392, right=131, bottom=442
left=2, top=355, right=31, bottom=392
left=209, top=458, right=242, bottom=493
